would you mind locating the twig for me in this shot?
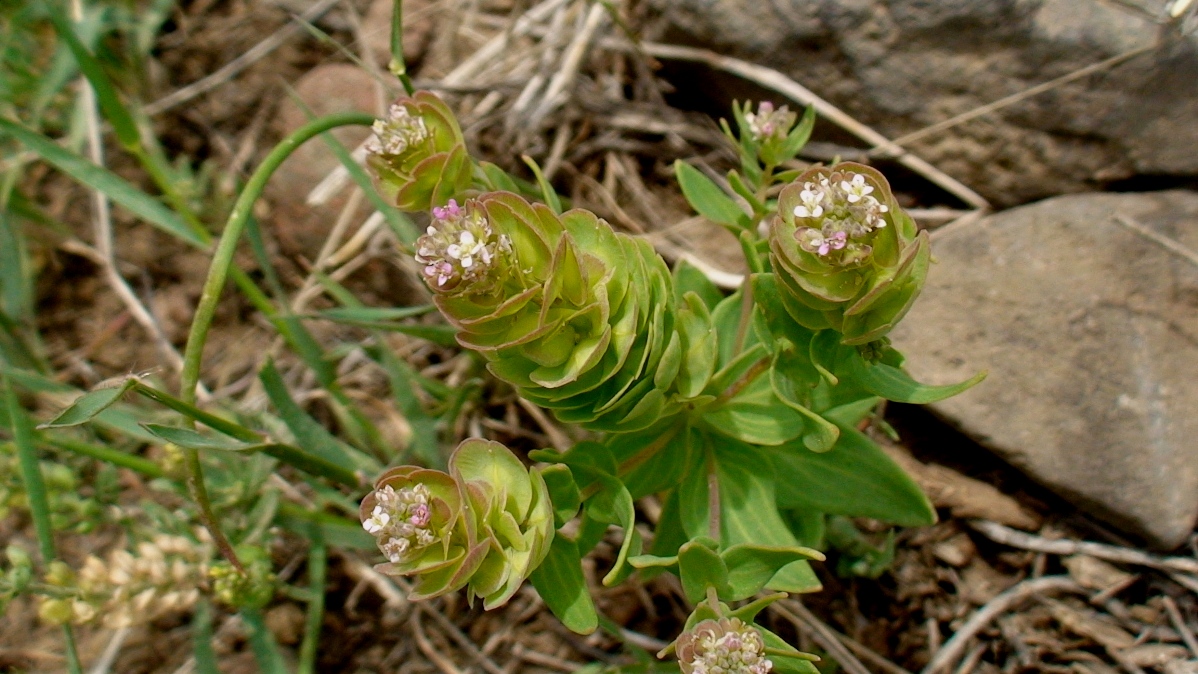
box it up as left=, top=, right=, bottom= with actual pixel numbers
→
left=517, top=397, right=573, bottom=451
left=1114, top=214, right=1198, bottom=268
left=411, top=611, right=465, bottom=674
left=829, top=624, right=915, bottom=674
left=510, top=643, right=582, bottom=672
left=921, top=576, right=1085, bottom=674
left=873, top=43, right=1156, bottom=153
left=633, top=42, right=990, bottom=211
left=952, top=643, right=987, bottom=674
left=145, top=0, right=344, bottom=115
left=441, top=0, right=572, bottom=88
left=1161, top=595, right=1198, bottom=658
left=381, top=573, right=507, bottom=674
left=527, top=2, right=608, bottom=128
left=87, top=627, right=131, bottom=674
left=773, top=600, right=872, bottom=674
left=77, top=37, right=191, bottom=381
left=970, top=520, right=1198, bottom=575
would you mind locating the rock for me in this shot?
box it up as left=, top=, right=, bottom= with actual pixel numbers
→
left=651, top=0, right=1198, bottom=206
left=270, top=64, right=380, bottom=258
left=889, top=191, right=1198, bottom=548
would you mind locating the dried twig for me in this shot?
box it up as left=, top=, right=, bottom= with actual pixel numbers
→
left=412, top=610, right=465, bottom=674
left=1115, top=214, right=1198, bottom=268
left=970, top=520, right=1198, bottom=575
left=922, top=576, right=1085, bottom=674
left=1162, top=596, right=1198, bottom=658
left=88, top=627, right=131, bottom=674
left=510, top=643, right=582, bottom=672
left=773, top=600, right=872, bottom=674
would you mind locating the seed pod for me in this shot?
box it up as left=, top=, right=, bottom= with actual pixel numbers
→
left=366, top=91, right=473, bottom=212
left=769, top=162, right=929, bottom=344
left=415, top=192, right=709, bottom=432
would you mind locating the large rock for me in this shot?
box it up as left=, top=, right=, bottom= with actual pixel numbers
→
left=651, top=0, right=1198, bottom=207
left=889, top=191, right=1198, bottom=548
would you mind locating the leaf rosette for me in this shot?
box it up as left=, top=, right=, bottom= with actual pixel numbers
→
left=417, top=191, right=708, bottom=432
left=768, top=162, right=930, bottom=344
left=366, top=91, right=472, bottom=212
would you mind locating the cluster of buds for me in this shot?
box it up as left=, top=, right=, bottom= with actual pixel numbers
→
left=674, top=618, right=774, bottom=674
left=732, top=100, right=809, bottom=168
left=367, top=92, right=472, bottom=212
left=39, top=535, right=209, bottom=629
left=360, top=439, right=553, bottom=608
left=770, top=163, right=929, bottom=345
left=415, top=192, right=709, bottom=432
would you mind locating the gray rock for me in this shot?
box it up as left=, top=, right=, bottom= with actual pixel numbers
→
left=651, top=0, right=1198, bottom=206
left=889, top=191, right=1198, bottom=548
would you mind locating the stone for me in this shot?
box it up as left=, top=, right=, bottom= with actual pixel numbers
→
left=889, top=191, right=1198, bottom=548
left=270, top=63, right=380, bottom=257
left=651, top=0, right=1198, bottom=206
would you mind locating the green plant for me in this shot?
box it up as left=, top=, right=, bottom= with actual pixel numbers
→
left=354, top=91, right=984, bottom=670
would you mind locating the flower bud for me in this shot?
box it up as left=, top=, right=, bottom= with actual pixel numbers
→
left=769, top=162, right=929, bottom=344
left=675, top=618, right=773, bottom=674
left=743, top=102, right=799, bottom=166
left=367, top=92, right=473, bottom=212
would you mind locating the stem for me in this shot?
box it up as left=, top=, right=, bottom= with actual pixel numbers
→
left=706, top=446, right=720, bottom=541
left=712, top=355, right=771, bottom=406
left=298, top=531, right=327, bottom=674
left=177, top=112, right=375, bottom=570
left=390, top=0, right=415, bottom=95
left=733, top=275, right=755, bottom=356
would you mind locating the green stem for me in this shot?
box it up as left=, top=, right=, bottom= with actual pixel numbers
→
left=48, top=437, right=165, bottom=479
left=390, top=0, right=416, bottom=95
left=298, top=530, right=327, bottom=674
left=177, top=112, right=375, bottom=570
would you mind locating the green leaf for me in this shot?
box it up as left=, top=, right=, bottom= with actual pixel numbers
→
left=539, top=464, right=581, bottom=527
left=522, top=155, right=563, bottom=214
left=704, top=373, right=808, bottom=446
left=315, top=305, right=435, bottom=322
left=38, top=379, right=135, bottom=428
left=608, top=421, right=691, bottom=499
left=771, top=424, right=935, bottom=527
left=141, top=424, right=250, bottom=451
left=843, top=349, right=986, bottom=404
left=677, top=538, right=729, bottom=603
left=258, top=359, right=376, bottom=474
left=0, top=119, right=206, bottom=248
left=721, top=544, right=824, bottom=601
left=674, top=160, right=749, bottom=229
left=673, top=260, right=724, bottom=311
left=529, top=535, right=598, bottom=634
left=711, top=439, right=822, bottom=594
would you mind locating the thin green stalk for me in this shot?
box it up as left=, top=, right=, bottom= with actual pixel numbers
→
left=298, top=530, right=327, bottom=674
left=48, top=437, right=165, bottom=478
left=242, top=608, right=289, bottom=674
left=4, top=380, right=83, bottom=674
left=390, top=0, right=415, bottom=94
left=177, top=112, right=375, bottom=570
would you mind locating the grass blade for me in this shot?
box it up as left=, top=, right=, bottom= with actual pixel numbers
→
left=298, top=529, right=327, bottom=674
left=0, top=119, right=206, bottom=247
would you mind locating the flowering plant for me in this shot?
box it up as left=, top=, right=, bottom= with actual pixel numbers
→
left=354, top=91, right=983, bottom=668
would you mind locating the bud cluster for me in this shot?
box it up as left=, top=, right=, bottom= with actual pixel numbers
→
left=366, top=92, right=472, bottom=212
left=40, top=535, right=209, bottom=629
left=676, top=618, right=774, bottom=674
left=743, top=102, right=795, bottom=144
left=367, top=103, right=430, bottom=156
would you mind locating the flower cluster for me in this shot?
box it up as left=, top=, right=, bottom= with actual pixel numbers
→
left=366, top=91, right=472, bottom=212
left=361, top=439, right=553, bottom=608
left=743, top=102, right=795, bottom=144
left=39, top=535, right=209, bottom=629
left=415, top=199, right=512, bottom=292
left=792, top=171, right=889, bottom=262
left=676, top=618, right=773, bottom=674
left=769, top=162, right=929, bottom=344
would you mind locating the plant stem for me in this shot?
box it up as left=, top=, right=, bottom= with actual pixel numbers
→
left=390, top=0, right=415, bottom=95
left=177, top=112, right=376, bottom=570
left=298, top=530, right=327, bottom=674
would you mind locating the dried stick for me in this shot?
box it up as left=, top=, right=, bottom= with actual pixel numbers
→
left=970, top=520, right=1198, bottom=575
left=634, top=42, right=990, bottom=211
left=1161, top=595, right=1198, bottom=658
left=1115, top=214, right=1198, bottom=268
left=411, top=611, right=465, bottom=674
left=773, top=600, right=872, bottom=674
left=88, top=627, right=131, bottom=674
left=77, top=34, right=190, bottom=381
left=875, top=44, right=1156, bottom=153
left=510, top=643, right=583, bottom=672
left=921, top=576, right=1085, bottom=674
left=527, top=1, right=609, bottom=127
left=145, top=0, right=344, bottom=115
